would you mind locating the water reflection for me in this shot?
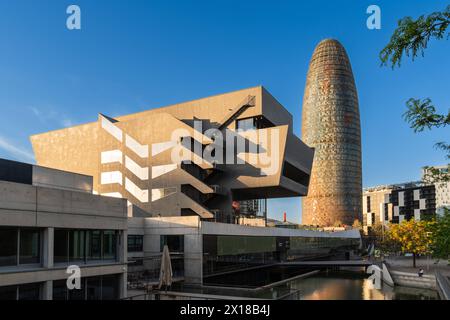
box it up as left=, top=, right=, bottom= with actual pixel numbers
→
left=286, top=272, right=437, bottom=300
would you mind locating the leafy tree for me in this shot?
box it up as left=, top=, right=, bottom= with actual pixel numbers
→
left=380, top=5, right=450, bottom=164
left=387, top=219, right=435, bottom=267
left=367, top=223, right=399, bottom=255
left=432, top=208, right=450, bottom=261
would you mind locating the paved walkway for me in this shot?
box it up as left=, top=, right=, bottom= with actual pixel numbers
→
left=384, top=256, right=450, bottom=277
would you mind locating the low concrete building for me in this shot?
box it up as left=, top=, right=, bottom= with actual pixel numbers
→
left=127, top=215, right=361, bottom=285
left=0, top=158, right=128, bottom=300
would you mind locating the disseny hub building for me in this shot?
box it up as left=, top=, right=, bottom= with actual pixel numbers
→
left=31, top=86, right=314, bottom=223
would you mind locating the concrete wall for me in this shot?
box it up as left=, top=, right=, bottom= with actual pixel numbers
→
left=0, top=180, right=127, bottom=230
left=0, top=180, right=128, bottom=299
left=32, top=165, right=93, bottom=193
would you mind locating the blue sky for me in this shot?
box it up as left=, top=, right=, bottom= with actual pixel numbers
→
left=0, top=0, right=448, bottom=223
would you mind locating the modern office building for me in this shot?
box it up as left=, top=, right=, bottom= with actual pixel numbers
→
left=301, top=39, right=362, bottom=227
left=363, top=181, right=436, bottom=228
left=422, top=165, right=450, bottom=216
left=31, top=86, right=314, bottom=224
left=0, top=158, right=128, bottom=300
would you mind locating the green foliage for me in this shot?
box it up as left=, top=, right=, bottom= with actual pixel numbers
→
left=422, top=164, right=450, bottom=183
left=432, top=209, right=450, bottom=259
left=380, top=5, right=450, bottom=68
left=435, top=142, right=450, bottom=160
left=403, top=98, right=450, bottom=132
left=380, top=6, right=450, bottom=165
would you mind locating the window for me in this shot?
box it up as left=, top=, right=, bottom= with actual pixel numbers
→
left=0, top=227, right=41, bottom=267
left=236, top=118, right=255, bottom=131
left=52, top=275, right=120, bottom=300
left=86, top=277, right=101, bottom=300
left=19, top=229, right=40, bottom=264
left=69, top=230, right=86, bottom=263
left=236, top=116, right=275, bottom=132
left=18, top=283, right=41, bottom=300
left=0, top=283, right=41, bottom=300
left=101, top=275, right=119, bottom=300
left=160, top=235, right=184, bottom=253
left=103, top=231, right=117, bottom=260
left=0, top=227, right=17, bottom=267
left=54, top=229, right=69, bottom=263
left=128, top=235, right=143, bottom=252
left=54, top=229, right=118, bottom=263
left=87, top=230, right=102, bottom=261
left=0, top=286, right=17, bottom=300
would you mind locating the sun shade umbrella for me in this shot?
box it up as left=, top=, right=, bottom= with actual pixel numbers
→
left=158, top=245, right=173, bottom=290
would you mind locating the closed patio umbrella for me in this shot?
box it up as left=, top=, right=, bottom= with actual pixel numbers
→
left=158, top=245, right=173, bottom=290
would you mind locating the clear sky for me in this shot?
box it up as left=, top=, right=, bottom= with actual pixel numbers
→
left=0, top=0, right=448, bottom=223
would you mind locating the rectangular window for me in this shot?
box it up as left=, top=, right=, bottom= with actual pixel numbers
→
left=0, top=286, right=17, bottom=300
left=236, top=118, right=255, bottom=131
left=86, top=277, right=102, bottom=300
left=69, top=230, right=86, bottom=263
left=53, top=275, right=120, bottom=300
left=52, top=280, right=68, bottom=300
left=236, top=116, right=275, bottom=132
left=18, top=283, right=41, bottom=300
left=87, top=230, right=102, bottom=261
left=102, top=231, right=117, bottom=260
left=19, top=228, right=40, bottom=264
left=160, top=235, right=184, bottom=253
left=128, top=235, right=143, bottom=252
left=0, top=227, right=18, bottom=267
left=54, top=229, right=69, bottom=263
left=101, top=275, right=119, bottom=300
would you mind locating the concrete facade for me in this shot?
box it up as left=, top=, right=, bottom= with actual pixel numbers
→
left=0, top=159, right=128, bottom=300
left=301, top=39, right=362, bottom=227
left=129, top=215, right=361, bottom=285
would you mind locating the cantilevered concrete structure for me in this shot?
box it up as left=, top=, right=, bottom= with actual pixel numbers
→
left=302, top=39, right=362, bottom=227
left=31, top=86, right=314, bottom=223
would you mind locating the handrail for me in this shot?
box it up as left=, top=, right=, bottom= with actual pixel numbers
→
left=217, top=95, right=256, bottom=130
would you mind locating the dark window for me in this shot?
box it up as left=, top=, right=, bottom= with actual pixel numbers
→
left=128, top=235, right=143, bottom=252
left=68, top=281, right=85, bottom=300
left=0, top=286, right=17, bottom=300
left=19, top=229, right=40, bottom=264
left=55, top=229, right=118, bottom=263
left=87, top=230, right=102, bottom=261
left=0, top=158, right=32, bottom=185
left=86, top=277, right=101, bottom=300
left=69, top=230, right=86, bottom=263
left=54, top=229, right=69, bottom=263
left=18, top=283, right=41, bottom=300
left=0, top=227, right=17, bottom=267
left=236, top=116, right=275, bottom=132
left=54, top=275, right=120, bottom=300
left=101, top=275, right=119, bottom=300
left=161, top=235, right=184, bottom=253
left=103, top=231, right=117, bottom=260
left=52, top=280, right=68, bottom=300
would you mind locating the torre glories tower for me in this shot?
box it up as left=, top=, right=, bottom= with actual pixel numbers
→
left=301, top=39, right=362, bottom=227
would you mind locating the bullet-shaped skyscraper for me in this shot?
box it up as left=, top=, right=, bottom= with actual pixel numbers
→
left=302, top=39, right=362, bottom=226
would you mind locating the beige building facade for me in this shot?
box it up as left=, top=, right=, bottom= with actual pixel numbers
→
left=31, top=86, right=314, bottom=223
